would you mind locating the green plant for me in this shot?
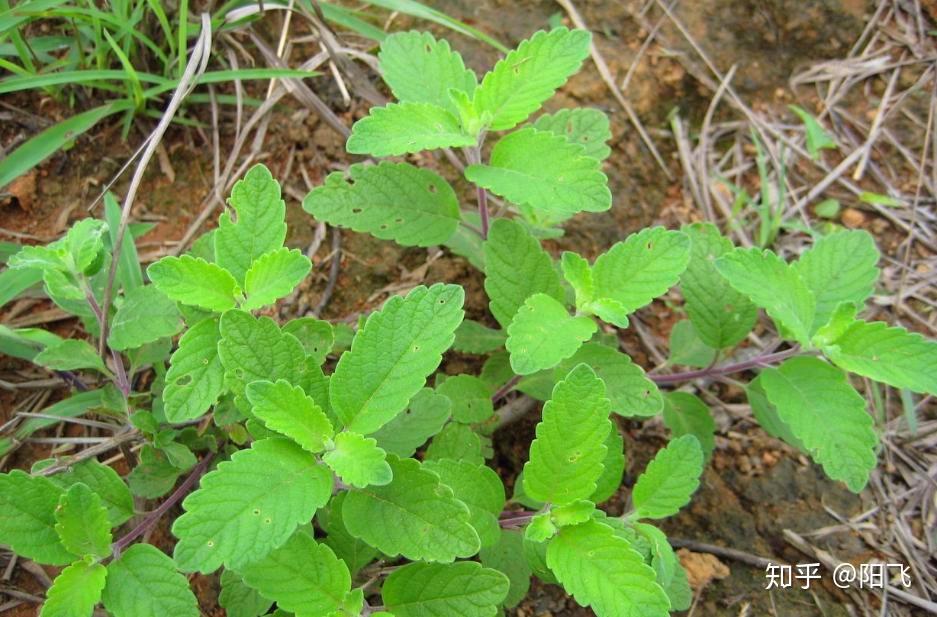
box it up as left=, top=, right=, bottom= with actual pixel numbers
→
left=0, top=27, right=935, bottom=617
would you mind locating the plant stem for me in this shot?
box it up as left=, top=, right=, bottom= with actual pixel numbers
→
left=499, top=511, right=536, bottom=528
left=648, top=347, right=803, bottom=385
left=476, top=184, right=490, bottom=239
left=491, top=374, right=522, bottom=402
left=111, top=451, right=214, bottom=558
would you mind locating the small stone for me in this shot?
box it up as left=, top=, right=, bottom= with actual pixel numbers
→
left=841, top=207, right=867, bottom=228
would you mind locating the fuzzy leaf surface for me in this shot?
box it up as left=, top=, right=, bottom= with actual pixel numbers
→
left=453, top=320, right=506, bottom=354
left=330, top=284, right=464, bottom=435
left=303, top=162, right=460, bottom=247
left=0, top=470, right=72, bottom=564
left=556, top=344, right=662, bottom=417
left=532, top=108, right=611, bottom=160
left=54, top=483, right=111, bottom=559
left=107, top=285, right=182, bottom=351
left=33, top=339, right=107, bottom=373
left=102, top=544, right=199, bottom=617
left=163, top=317, right=225, bottom=423
left=631, top=435, right=703, bottom=520
left=506, top=293, right=596, bottom=375
left=383, top=561, right=510, bottom=617
left=437, top=374, right=494, bottom=423
left=242, top=247, right=312, bottom=311
left=324, top=431, right=393, bottom=488
left=218, top=310, right=305, bottom=401
left=40, top=560, right=107, bottom=617
left=479, top=530, right=531, bottom=609
left=147, top=255, right=239, bottom=312
left=661, top=392, right=715, bottom=461
left=47, top=460, right=134, bottom=527
left=423, top=458, right=505, bottom=548
left=246, top=379, right=334, bottom=453
left=372, top=388, right=452, bottom=458
left=172, top=438, right=332, bottom=573
left=219, top=570, right=273, bottom=617
left=348, top=102, right=474, bottom=156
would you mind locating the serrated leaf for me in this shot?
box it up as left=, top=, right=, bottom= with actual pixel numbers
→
left=633, top=522, right=687, bottom=609
left=54, top=483, right=111, bottom=559
left=147, top=255, right=239, bottom=312
left=218, top=310, right=305, bottom=402
left=324, top=432, right=392, bottom=488
left=102, top=544, right=199, bottom=617
left=40, top=560, right=107, bottom=617
left=561, top=251, right=594, bottom=309
left=793, top=230, right=879, bottom=332
left=242, top=247, right=312, bottom=311
left=760, top=356, right=877, bottom=492
left=47, top=459, right=134, bottom=527
left=532, top=107, right=611, bottom=160
left=107, top=284, right=183, bottom=351
left=818, top=319, right=937, bottom=396
left=0, top=470, right=72, bottom=565
left=348, top=102, right=475, bottom=156
left=631, top=435, right=703, bottom=520
left=342, top=456, right=480, bottom=562
left=246, top=379, right=334, bottom=453
left=437, top=375, right=494, bottom=423
left=215, top=164, right=286, bottom=285
left=330, top=284, right=464, bottom=435
left=465, top=129, right=610, bottom=214
left=379, top=31, right=477, bottom=113
left=303, top=162, right=460, bottom=247
left=283, top=317, right=334, bottom=364
left=546, top=520, right=670, bottom=617
left=163, top=317, right=225, bottom=423
left=126, top=445, right=188, bottom=499
left=484, top=218, right=565, bottom=328
left=172, top=439, right=333, bottom=573
left=591, top=428, right=626, bottom=504
left=423, top=458, right=505, bottom=548
left=507, top=293, right=596, bottom=375
left=372, top=388, right=452, bottom=458
left=556, top=344, right=663, bottom=417
left=592, top=227, right=690, bottom=316
left=715, top=247, right=815, bottom=347
left=474, top=28, right=591, bottom=130
left=746, top=375, right=805, bottom=449
left=667, top=320, right=717, bottom=368
left=220, top=570, right=273, bottom=617
left=662, top=392, right=716, bottom=461
left=237, top=530, right=351, bottom=616
left=33, top=339, right=108, bottom=373
left=479, top=530, right=531, bottom=609
left=425, top=422, right=486, bottom=465
left=453, top=320, right=505, bottom=354
left=384, top=561, right=509, bottom=617
left=523, top=364, right=612, bottom=505
left=680, top=223, right=757, bottom=349
left=317, top=492, right=379, bottom=575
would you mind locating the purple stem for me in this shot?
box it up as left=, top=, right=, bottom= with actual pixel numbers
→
left=476, top=185, right=490, bottom=239
left=649, top=347, right=804, bottom=385
left=110, top=350, right=131, bottom=398
left=499, top=511, right=536, bottom=528
left=111, top=452, right=215, bottom=558
left=491, top=374, right=522, bottom=402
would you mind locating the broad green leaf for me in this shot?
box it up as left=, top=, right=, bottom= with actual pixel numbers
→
left=556, top=344, right=663, bottom=417
left=561, top=251, right=595, bottom=310
left=591, top=428, right=626, bottom=504
left=634, top=522, right=690, bottom=610
left=218, top=310, right=305, bottom=401
left=484, top=218, right=564, bottom=328
left=662, top=560, right=693, bottom=611
left=465, top=128, right=611, bottom=214
left=667, top=320, right=717, bottom=368
left=425, top=422, right=486, bottom=465
left=522, top=534, right=556, bottom=584
left=127, top=445, right=189, bottom=499
left=372, top=388, right=452, bottom=457
left=246, top=379, right=334, bottom=453
left=423, top=458, right=505, bottom=548
left=0, top=470, right=72, bottom=564
left=746, top=375, right=805, bottom=449
left=215, top=164, right=287, bottom=285
left=40, top=560, right=107, bottom=617
left=33, top=339, right=107, bottom=373
left=102, top=544, right=199, bottom=617
left=282, top=317, right=334, bottom=364
left=383, top=562, right=509, bottom=617
left=237, top=530, right=351, bottom=617
left=378, top=31, right=477, bottom=113
left=760, top=356, right=878, bottom=492
left=147, top=255, right=239, bottom=312
left=242, top=247, right=312, bottom=311
left=453, top=320, right=505, bottom=354
left=793, top=230, right=879, bottom=332
left=532, top=107, right=612, bottom=160
left=680, top=223, right=757, bottom=349
left=474, top=28, right=591, bottom=130
left=323, top=431, right=392, bottom=488
left=342, top=456, right=480, bottom=562
left=546, top=520, right=670, bottom=617
left=818, top=319, right=937, bottom=396
left=60, top=218, right=108, bottom=274
left=437, top=375, right=494, bottom=423
left=592, top=227, right=691, bottom=316
left=551, top=500, right=597, bottom=528
left=219, top=570, right=273, bottom=617
left=172, top=438, right=333, bottom=573
left=47, top=459, right=134, bottom=527
left=715, top=248, right=816, bottom=347
left=317, top=492, right=379, bottom=575
left=479, top=530, right=531, bottom=609
left=662, top=392, right=716, bottom=461
left=330, top=284, right=464, bottom=435
left=348, top=102, right=475, bottom=156
left=507, top=293, right=596, bottom=375
left=523, top=364, right=612, bottom=505
left=631, top=435, right=703, bottom=520
left=303, top=162, right=460, bottom=247
left=789, top=104, right=837, bottom=158
left=54, top=483, right=111, bottom=559
left=163, top=317, right=225, bottom=423
left=107, top=284, right=183, bottom=351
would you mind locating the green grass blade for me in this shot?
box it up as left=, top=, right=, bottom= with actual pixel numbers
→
left=363, top=0, right=506, bottom=51
left=316, top=2, right=387, bottom=41
left=0, top=69, right=170, bottom=94
left=101, top=29, right=144, bottom=108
